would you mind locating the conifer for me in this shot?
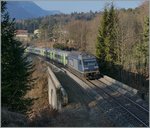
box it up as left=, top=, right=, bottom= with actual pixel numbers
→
left=1, top=2, right=34, bottom=113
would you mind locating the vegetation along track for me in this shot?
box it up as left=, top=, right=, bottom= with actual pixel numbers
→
left=88, top=79, right=149, bottom=127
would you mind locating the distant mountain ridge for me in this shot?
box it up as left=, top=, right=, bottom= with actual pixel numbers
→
left=7, top=1, right=61, bottom=19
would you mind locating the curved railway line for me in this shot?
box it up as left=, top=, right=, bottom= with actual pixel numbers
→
left=66, top=68, right=149, bottom=127
left=97, top=79, right=149, bottom=112
left=89, top=80, right=149, bottom=127
left=33, top=54, right=149, bottom=127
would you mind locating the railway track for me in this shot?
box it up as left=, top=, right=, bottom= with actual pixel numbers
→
left=66, top=68, right=149, bottom=127
left=99, top=78, right=149, bottom=110
left=32, top=54, right=149, bottom=127
left=89, top=80, right=149, bottom=127
left=97, top=79, right=149, bottom=112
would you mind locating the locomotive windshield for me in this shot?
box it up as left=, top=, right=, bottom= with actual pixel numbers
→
left=83, top=59, right=98, bottom=66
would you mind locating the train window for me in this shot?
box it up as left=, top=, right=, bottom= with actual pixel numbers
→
left=55, top=54, right=61, bottom=59
left=79, top=60, right=82, bottom=65
left=83, top=60, right=97, bottom=66
left=35, top=49, right=40, bottom=53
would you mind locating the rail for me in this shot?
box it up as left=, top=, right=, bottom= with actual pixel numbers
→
left=63, top=67, right=149, bottom=127
left=89, top=80, right=149, bottom=127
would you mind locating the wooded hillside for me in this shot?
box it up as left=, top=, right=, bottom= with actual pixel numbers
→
left=15, top=1, right=149, bottom=97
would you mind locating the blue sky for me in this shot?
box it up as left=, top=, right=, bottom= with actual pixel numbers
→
left=34, top=0, right=142, bottom=14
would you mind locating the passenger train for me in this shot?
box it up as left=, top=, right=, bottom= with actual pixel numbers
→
left=25, top=47, right=100, bottom=79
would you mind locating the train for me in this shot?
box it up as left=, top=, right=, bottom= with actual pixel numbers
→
left=25, top=47, right=100, bottom=79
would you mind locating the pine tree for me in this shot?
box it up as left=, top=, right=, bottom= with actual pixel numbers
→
left=108, top=4, right=119, bottom=65
left=96, top=7, right=110, bottom=70
left=1, top=2, right=34, bottom=113
left=96, top=3, right=119, bottom=72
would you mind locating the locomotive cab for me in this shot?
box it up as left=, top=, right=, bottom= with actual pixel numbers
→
left=82, top=58, right=99, bottom=79
left=68, top=51, right=100, bottom=79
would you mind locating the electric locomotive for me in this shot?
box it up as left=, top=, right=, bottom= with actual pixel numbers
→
left=68, top=51, right=99, bottom=79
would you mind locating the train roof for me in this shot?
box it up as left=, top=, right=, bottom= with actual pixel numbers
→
left=69, top=51, right=96, bottom=60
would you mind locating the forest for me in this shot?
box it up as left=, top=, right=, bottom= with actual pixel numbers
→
left=15, top=1, right=149, bottom=97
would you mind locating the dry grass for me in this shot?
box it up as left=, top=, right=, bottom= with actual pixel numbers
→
left=24, top=56, right=59, bottom=126
left=25, top=57, right=50, bottom=119
left=30, top=40, right=54, bottom=48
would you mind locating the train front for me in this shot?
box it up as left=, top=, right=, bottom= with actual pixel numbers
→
left=82, top=55, right=100, bottom=79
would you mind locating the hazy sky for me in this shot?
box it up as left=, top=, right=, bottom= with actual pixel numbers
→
left=34, top=0, right=142, bottom=14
